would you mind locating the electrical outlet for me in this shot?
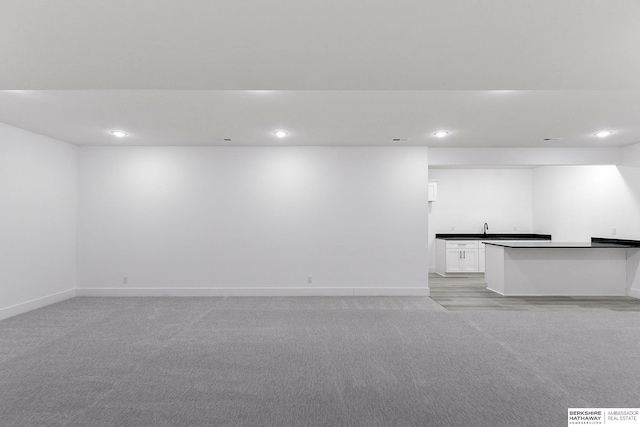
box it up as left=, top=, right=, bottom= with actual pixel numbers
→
left=513, top=226, right=517, bottom=231
left=612, top=228, right=617, bottom=236
left=450, top=226, right=455, bottom=231
left=123, top=276, right=128, bottom=285
left=307, top=276, right=312, bottom=284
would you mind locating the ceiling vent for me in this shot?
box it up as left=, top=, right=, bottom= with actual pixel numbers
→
left=392, top=138, right=410, bottom=142
left=542, top=137, right=563, bottom=141
left=214, top=138, right=233, bottom=142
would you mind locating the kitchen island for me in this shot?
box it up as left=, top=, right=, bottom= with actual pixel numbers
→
left=484, top=238, right=640, bottom=297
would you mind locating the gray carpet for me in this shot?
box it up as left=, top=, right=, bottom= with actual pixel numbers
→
left=1, top=297, right=639, bottom=426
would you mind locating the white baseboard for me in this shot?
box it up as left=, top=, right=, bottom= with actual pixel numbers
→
left=76, top=287, right=430, bottom=297
left=436, top=272, right=485, bottom=278
left=0, top=289, right=76, bottom=321
left=629, top=288, right=640, bottom=299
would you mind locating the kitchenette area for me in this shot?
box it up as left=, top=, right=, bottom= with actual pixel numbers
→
left=428, top=166, right=640, bottom=302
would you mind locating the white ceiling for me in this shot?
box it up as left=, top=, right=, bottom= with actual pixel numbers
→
left=1, top=1, right=640, bottom=147
left=2, top=0, right=640, bottom=90
left=1, top=90, right=639, bottom=147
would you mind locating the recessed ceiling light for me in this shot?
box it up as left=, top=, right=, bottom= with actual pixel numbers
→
left=274, top=130, right=289, bottom=138
left=110, top=130, right=128, bottom=138
left=594, top=130, right=613, bottom=137
left=433, top=130, right=449, bottom=138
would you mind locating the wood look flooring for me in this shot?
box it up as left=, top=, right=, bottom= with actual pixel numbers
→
left=429, top=274, right=640, bottom=311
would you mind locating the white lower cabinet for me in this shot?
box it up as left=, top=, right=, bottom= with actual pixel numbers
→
left=445, top=248, right=478, bottom=272
left=463, top=248, right=479, bottom=272
left=445, top=249, right=464, bottom=272
left=479, top=248, right=486, bottom=272
left=437, top=240, right=480, bottom=274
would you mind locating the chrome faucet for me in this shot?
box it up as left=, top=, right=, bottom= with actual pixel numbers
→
left=483, top=223, right=489, bottom=235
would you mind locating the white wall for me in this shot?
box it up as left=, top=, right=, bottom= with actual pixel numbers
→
left=622, top=142, right=640, bottom=168
left=533, top=165, right=640, bottom=242
left=0, top=123, right=77, bottom=319
left=429, top=147, right=621, bottom=167
left=428, top=168, right=534, bottom=271
left=77, top=146, right=430, bottom=295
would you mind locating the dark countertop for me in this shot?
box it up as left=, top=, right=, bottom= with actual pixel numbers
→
left=485, top=237, right=640, bottom=249
left=435, top=233, right=552, bottom=241
left=485, top=242, right=613, bottom=248
left=592, top=237, right=640, bottom=248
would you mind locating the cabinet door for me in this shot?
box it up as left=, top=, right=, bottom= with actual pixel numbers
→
left=478, top=248, right=485, bottom=273
left=461, top=249, right=479, bottom=272
left=445, top=249, right=462, bottom=272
